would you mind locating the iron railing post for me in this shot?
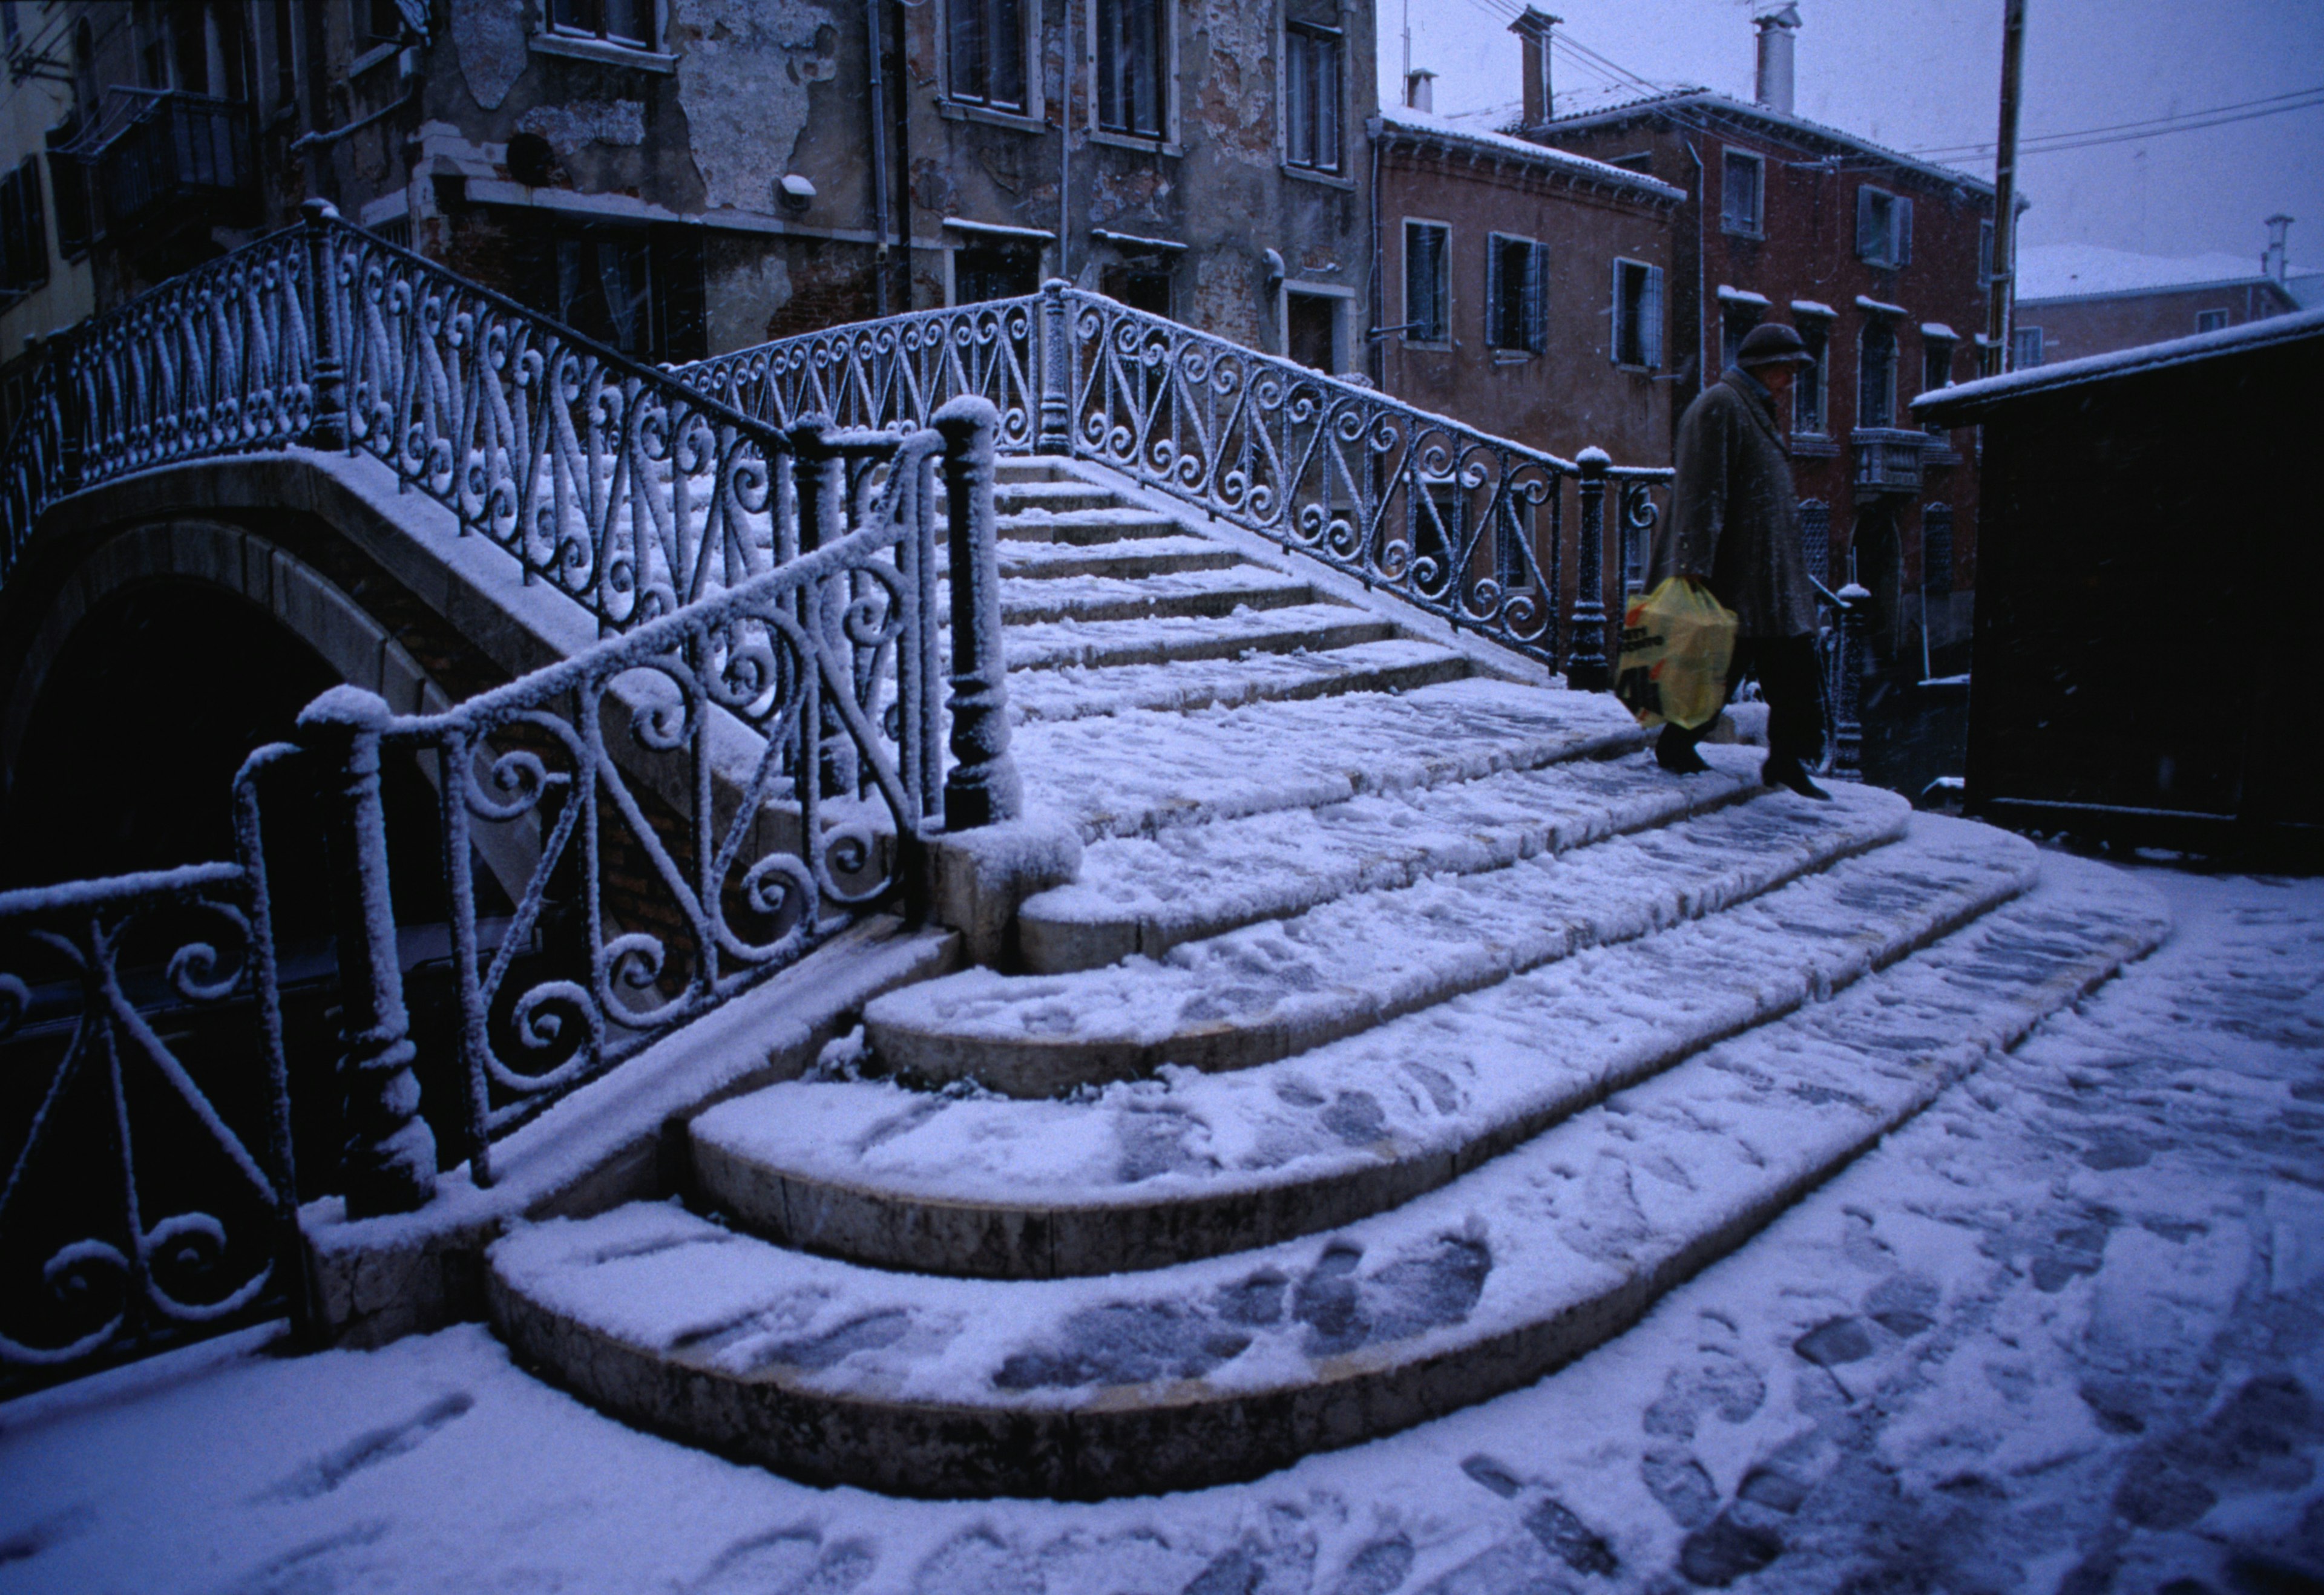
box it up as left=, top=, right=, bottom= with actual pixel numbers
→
left=934, top=396, right=1020, bottom=827
left=47, top=330, right=85, bottom=494
left=1835, top=581, right=1869, bottom=781
left=1567, top=448, right=1612, bottom=692
left=1036, top=280, right=1071, bottom=457
left=298, top=685, right=436, bottom=1217
left=301, top=198, right=348, bottom=451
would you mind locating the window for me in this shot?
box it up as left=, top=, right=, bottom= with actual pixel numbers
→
left=2012, top=324, right=2043, bottom=369
left=174, top=5, right=209, bottom=92
left=0, top=157, right=48, bottom=297
left=1095, top=0, right=1169, bottom=139
left=1922, top=503, right=1954, bottom=596
left=1404, top=220, right=1449, bottom=344
left=1611, top=258, right=1663, bottom=368
left=1486, top=234, right=1545, bottom=354
left=1283, top=22, right=1341, bottom=172
left=1856, top=185, right=1913, bottom=269
left=1098, top=261, right=1172, bottom=315
left=557, top=234, right=655, bottom=355
left=959, top=242, right=1043, bottom=304
left=949, top=0, right=1028, bottom=112
left=1720, top=303, right=1761, bottom=371
left=1286, top=289, right=1339, bottom=372
left=1798, top=499, right=1831, bottom=588
left=548, top=0, right=653, bottom=48
left=1978, top=218, right=1994, bottom=284
left=1859, top=318, right=1897, bottom=428
left=1793, top=319, right=1829, bottom=434
left=1721, top=150, right=1764, bottom=237
left=271, top=0, right=298, bottom=110
left=1920, top=337, right=1954, bottom=433
left=45, top=151, right=90, bottom=258
left=2196, top=309, right=2229, bottom=333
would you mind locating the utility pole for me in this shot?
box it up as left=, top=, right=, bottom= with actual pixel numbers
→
left=1981, top=0, right=2026, bottom=377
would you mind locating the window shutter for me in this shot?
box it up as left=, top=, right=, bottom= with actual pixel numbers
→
left=1641, top=264, right=1664, bottom=369
left=1856, top=185, right=1879, bottom=260
left=1486, top=237, right=1503, bottom=347
left=1896, top=196, right=1914, bottom=265
left=1316, top=34, right=1339, bottom=171
left=1524, top=241, right=1546, bottom=354
left=1609, top=257, right=1623, bottom=364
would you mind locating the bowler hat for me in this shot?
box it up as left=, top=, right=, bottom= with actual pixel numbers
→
left=1736, top=323, right=1815, bottom=366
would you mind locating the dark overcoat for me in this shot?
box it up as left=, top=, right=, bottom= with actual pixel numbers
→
left=1649, top=369, right=1818, bottom=638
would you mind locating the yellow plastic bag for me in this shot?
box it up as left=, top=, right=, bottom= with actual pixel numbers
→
left=1614, top=578, right=1737, bottom=730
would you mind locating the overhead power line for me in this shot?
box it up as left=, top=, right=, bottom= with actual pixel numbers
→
left=1908, top=85, right=2324, bottom=159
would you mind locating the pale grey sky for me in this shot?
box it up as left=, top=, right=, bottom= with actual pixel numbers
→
left=1380, top=0, right=2324, bottom=269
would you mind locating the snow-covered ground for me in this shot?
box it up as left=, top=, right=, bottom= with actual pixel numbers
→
left=1, top=860, right=2318, bottom=1594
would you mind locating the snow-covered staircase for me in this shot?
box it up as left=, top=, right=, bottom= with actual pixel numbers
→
left=482, top=456, right=2170, bottom=1500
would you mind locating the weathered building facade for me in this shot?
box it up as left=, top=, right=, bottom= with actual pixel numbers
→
left=1532, top=13, right=1997, bottom=681
left=0, top=0, right=1377, bottom=377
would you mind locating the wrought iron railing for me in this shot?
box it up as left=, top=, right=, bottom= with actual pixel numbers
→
left=0, top=752, right=301, bottom=1395
left=681, top=296, right=1042, bottom=454
left=675, top=284, right=1673, bottom=674
left=1, top=203, right=802, bottom=635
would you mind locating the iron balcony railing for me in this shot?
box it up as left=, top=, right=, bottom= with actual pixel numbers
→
left=90, top=90, right=258, bottom=238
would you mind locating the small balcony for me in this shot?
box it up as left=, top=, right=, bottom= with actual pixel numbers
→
left=90, top=91, right=257, bottom=240
left=1850, top=427, right=1925, bottom=496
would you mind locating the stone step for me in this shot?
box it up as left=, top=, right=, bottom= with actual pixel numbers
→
left=996, top=507, right=1192, bottom=545
left=692, top=814, right=2039, bottom=1278
left=1004, top=637, right=1472, bottom=731
left=490, top=851, right=2167, bottom=1499
left=1016, top=744, right=1758, bottom=972
left=863, top=781, right=1910, bottom=1096
left=1011, top=676, right=1648, bottom=841
left=991, top=535, right=1249, bottom=581
left=993, top=457, right=1077, bottom=481
left=1002, top=603, right=1400, bottom=673
left=996, top=482, right=1121, bottom=516
left=998, top=566, right=1316, bottom=626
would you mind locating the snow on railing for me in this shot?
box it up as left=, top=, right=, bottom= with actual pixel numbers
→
left=0, top=203, right=806, bottom=634
left=0, top=753, right=303, bottom=1395
left=678, top=284, right=1674, bottom=676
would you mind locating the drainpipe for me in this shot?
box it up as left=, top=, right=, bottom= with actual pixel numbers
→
left=866, top=0, right=891, bottom=315
left=1680, top=132, right=1705, bottom=401
left=1368, top=114, right=1384, bottom=389
left=1059, top=0, right=1072, bottom=283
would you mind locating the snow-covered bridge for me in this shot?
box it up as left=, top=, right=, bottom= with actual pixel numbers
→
left=0, top=205, right=2164, bottom=1502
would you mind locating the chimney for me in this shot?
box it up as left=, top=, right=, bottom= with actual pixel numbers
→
left=1509, top=8, right=1560, bottom=129
left=1405, top=68, right=1436, bottom=113
left=1754, top=5, right=1800, bottom=117
left=2264, top=214, right=2293, bottom=284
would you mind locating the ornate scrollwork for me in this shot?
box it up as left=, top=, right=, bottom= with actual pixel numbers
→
left=0, top=867, right=295, bottom=1387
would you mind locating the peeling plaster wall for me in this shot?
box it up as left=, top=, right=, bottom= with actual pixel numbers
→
left=669, top=0, right=842, bottom=215
left=704, top=240, right=796, bottom=352
left=515, top=100, right=648, bottom=159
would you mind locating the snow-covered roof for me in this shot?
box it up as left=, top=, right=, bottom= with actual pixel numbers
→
left=2015, top=243, right=2301, bottom=304
left=1542, top=90, right=1998, bottom=199
left=1376, top=105, right=1687, bottom=201
left=1914, top=306, right=2324, bottom=421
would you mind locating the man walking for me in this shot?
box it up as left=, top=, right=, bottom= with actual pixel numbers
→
left=1650, top=322, right=1830, bottom=800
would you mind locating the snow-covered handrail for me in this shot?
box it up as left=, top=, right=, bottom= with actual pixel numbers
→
left=0, top=204, right=810, bottom=635
left=680, top=284, right=1674, bottom=673
left=0, top=751, right=301, bottom=1394
left=298, top=401, right=1009, bottom=1198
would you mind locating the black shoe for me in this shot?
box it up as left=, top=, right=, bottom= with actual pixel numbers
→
left=1657, top=735, right=1711, bottom=775
left=1762, top=756, right=1833, bottom=801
